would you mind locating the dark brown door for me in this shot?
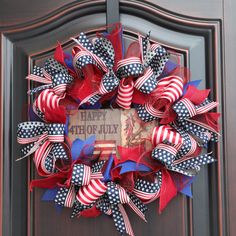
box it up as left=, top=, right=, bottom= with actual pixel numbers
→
left=1, top=1, right=235, bottom=236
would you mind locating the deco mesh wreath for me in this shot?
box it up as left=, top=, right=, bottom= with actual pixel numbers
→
left=17, top=24, right=220, bottom=236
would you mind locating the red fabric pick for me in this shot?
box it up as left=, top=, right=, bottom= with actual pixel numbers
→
left=80, top=205, right=101, bottom=218
left=183, top=85, right=210, bottom=105
left=158, top=169, right=177, bottom=213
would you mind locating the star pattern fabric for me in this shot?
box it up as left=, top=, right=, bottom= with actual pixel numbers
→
left=71, top=164, right=89, bottom=186
left=177, top=119, right=218, bottom=142
left=44, top=58, right=68, bottom=76
left=17, top=121, right=68, bottom=175
left=117, top=62, right=144, bottom=78
left=152, top=145, right=176, bottom=166
left=136, top=104, right=156, bottom=122
left=91, top=160, right=106, bottom=173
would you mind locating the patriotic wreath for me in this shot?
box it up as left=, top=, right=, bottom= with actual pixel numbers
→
left=17, top=24, right=220, bottom=236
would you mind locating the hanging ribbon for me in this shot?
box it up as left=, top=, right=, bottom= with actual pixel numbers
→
left=17, top=121, right=68, bottom=176
left=51, top=161, right=147, bottom=236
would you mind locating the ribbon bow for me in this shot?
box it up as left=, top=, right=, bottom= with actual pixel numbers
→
left=27, top=58, right=74, bottom=120
left=72, top=31, right=170, bottom=112
left=151, top=125, right=215, bottom=176
left=136, top=75, right=183, bottom=122
left=54, top=161, right=147, bottom=236
left=72, top=32, right=120, bottom=105
left=17, top=121, right=68, bottom=176
left=173, top=85, right=220, bottom=143
left=173, top=85, right=218, bottom=121
left=115, top=33, right=169, bottom=109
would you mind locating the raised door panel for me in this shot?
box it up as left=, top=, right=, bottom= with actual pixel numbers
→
left=1, top=1, right=225, bottom=236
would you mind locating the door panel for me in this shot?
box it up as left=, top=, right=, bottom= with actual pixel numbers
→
left=1, top=1, right=232, bottom=236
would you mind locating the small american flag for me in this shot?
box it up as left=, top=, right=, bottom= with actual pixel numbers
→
left=93, top=140, right=116, bottom=160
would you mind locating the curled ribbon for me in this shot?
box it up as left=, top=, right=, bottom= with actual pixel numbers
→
left=115, top=33, right=169, bottom=109
left=136, top=75, right=183, bottom=122
left=72, top=32, right=119, bottom=105
left=27, top=58, right=74, bottom=120
left=150, top=125, right=216, bottom=176
left=17, top=121, right=68, bottom=176
left=173, top=85, right=220, bottom=143
left=54, top=161, right=147, bottom=235
left=71, top=31, right=170, bottom=113
left=54, top=161, right=147, bottom=236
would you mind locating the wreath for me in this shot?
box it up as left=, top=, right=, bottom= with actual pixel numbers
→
left=17, top=24, right=220, bottom=236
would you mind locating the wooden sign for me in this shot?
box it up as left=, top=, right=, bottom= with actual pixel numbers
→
left=68, top=109, right=157, bottom=157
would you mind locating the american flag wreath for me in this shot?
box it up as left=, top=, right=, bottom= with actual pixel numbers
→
left=17, top=24, right=220, bottom=236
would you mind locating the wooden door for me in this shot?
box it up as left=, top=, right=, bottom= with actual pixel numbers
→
left=1, top=0, right=235, bottom=235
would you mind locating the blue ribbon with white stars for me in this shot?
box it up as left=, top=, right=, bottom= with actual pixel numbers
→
left=17, top=121, right=68, bottom=176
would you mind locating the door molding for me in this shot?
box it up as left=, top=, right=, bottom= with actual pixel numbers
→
left=0, top=1, right=227, bottom=236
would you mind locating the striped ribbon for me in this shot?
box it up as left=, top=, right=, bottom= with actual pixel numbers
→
left=68, top=161, right=147, bottom=236
left=173, top=97, right=218, bottom=121
left=151, top=125, right=183, bottom=147
left=133, top=172, right=162, bottom=204
left=116, top=78, right=134, bottom=109
left=137, top=76, right=184, bottom=122
left=72, top=32, right=169, bottom=110
left=27, top=58, right=73, bottom=120
left=17, top=121, right=67, bottom=176
left=150, top=123, right=216, bottom=176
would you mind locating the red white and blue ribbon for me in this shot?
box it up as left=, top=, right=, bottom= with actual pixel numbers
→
left=17, top=121, right=68, bottom=176
left=52, top=161, right=147, bottom=236
left=27, top=58, right=74, bottom=120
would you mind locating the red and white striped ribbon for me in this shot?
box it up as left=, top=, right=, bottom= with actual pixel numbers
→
left=151, top=125, right=183, bottom=147
left=64, top=185, right=76, bottom=208
left=72, top=43, right=108, bottom=73
left=118, top=204, right=135, bottom=236
left=117, top=57, right=142, bottom=71
left=142, top=76, right=183, bottom=119
left=133, top=177, right=160, bottom=204
left=76, top=179, right=107, bottom=206
left=116, top=78, right=134, bottom=109
left=127, top=200, right=147, bottom=222
left=134, top=68, right=154, bottom=90
left=34, top=89, right=64, bottom=114
left=179, top=98, right=218, bottom=117
left=153, top=76, right=183, bottom=103
left=82, top=165, right=91, bottom=186
left=144, top=102, right=166, bottom=118
left=26, top=74, right=52, bottom=84
left=34, top=140, right=53, bottom=175
left=118, top=185, right=130, bottom=204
